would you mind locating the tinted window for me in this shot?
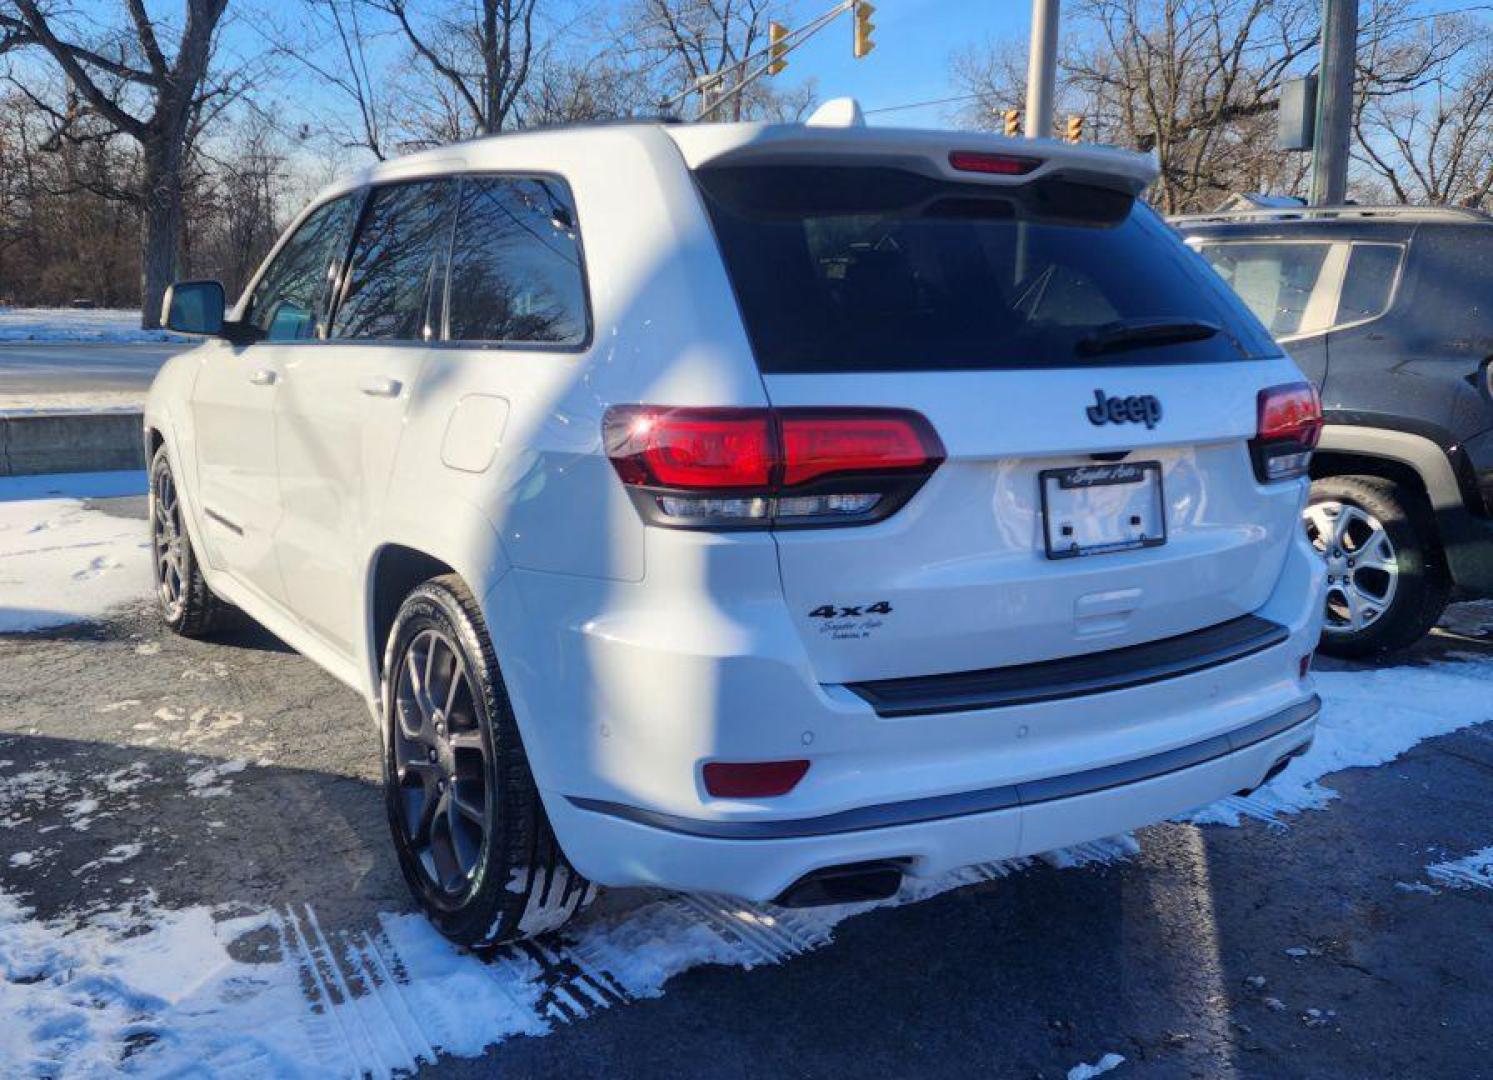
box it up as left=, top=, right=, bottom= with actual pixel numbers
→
left=332, top=180, right=457, bottom=341
left=245, top=194, right=359, bottom=341
left=697, top=165, right=1272, bottom=373
left=1336, top=243, right=1402, bottom=325
left=445, top=176, right=587, bottom=345
left=1198, top=242, right=1333, bottom=337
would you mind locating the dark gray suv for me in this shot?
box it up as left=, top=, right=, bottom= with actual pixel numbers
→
left=1174, top=205, right=1493, bottom=655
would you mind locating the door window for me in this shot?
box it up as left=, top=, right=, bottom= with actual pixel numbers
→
left=331, top=180, right=458, bottom=341
left=444, top=176, right=588, bottom=345
left=1196, top=242, right=1334, bottom=338
left=244, top=194, right=360, bottom=341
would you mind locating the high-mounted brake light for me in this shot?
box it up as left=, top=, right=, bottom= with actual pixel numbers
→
left=604, top=405, right=944, bottom=529
left=1251, top=382, right=1322, bottom=483
left=948, top=150, right=1041, bottom=176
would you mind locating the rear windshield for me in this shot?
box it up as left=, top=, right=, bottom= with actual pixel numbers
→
left=696, top=165, right=1276, bottom=373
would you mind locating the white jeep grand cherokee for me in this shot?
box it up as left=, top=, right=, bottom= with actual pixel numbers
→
left=146, top=109, right=1325, bottom=946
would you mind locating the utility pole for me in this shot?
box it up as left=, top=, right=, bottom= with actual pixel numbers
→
left=1310, top=0, right=1357, bottom=205
left=1025, top=0, right=1060, bottom=138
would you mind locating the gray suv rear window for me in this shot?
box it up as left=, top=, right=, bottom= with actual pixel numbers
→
left=697, top=165, right=1274, bottom=373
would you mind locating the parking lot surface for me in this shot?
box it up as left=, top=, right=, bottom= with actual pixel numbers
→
left=2, top=495, right=1492, bottom=1078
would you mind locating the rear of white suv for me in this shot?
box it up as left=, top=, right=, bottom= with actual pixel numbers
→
left=146, top=117, right=1324, bottom=946
left=537, top=125, right=1324, bottom=910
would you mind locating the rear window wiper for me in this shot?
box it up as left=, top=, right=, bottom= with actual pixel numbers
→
left=1076, top=317, right=1221, bottom=356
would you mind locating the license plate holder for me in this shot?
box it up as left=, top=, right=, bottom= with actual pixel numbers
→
left=1040, top=460, right=1166, bottom=560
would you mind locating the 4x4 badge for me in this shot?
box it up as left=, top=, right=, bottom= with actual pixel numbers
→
left=1086, top=389, right=1162, bottom=429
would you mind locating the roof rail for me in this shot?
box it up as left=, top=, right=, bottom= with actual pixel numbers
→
left=1169, top=204, right=1493, bottom=225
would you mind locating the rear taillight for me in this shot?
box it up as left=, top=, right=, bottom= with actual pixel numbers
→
left=604, top=405, right=944, bottom=529
left=1251, top=382, right=1322, bottom=483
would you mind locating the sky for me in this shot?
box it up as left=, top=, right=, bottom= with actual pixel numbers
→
left=758, top=0, right=1031, bottom=127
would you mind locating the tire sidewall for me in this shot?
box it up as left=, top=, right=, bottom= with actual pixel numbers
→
left=149, top=447, right=190, bottom=631
left=381, top=583, right=510, bottom=940
left=1308, top=477, right=1446, bottom=654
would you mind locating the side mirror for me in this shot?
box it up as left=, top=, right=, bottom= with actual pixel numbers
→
left=162, top=280, right=226, bottom=336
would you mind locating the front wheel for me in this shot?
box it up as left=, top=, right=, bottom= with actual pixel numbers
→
left=149, top=445, right=224, bottom=638
left=1304, top=475, right=1450, bottom=657
left=382, top=574, right=591, bottom=948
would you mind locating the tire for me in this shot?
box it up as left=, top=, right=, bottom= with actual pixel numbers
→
left=381, top=574, right=592, bottom=949
left=149, top=445, right=225, bottom=638
left=1304, top=474, right=1450, bottom=657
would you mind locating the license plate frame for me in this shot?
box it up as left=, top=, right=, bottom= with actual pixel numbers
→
left=1039, top=460, right=1167, bottom=560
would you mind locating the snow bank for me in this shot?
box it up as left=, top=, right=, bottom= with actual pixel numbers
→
left=0, top=471, right=150, bottom=632
left=1189, top=659, right=1493, bottom=826
left=0, top=307, right=181, bottom=343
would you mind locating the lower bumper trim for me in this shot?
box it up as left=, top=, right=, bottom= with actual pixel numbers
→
left=566, top=695, right=1321, bottom=841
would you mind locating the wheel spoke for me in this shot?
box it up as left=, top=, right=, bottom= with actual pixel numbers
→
left=448, top=729, right=483, bottom=754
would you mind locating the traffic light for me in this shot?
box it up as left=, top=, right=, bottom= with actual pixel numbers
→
left=768, top=21, right=789, bottom=76
left=1003, top=109, right=1020, bottom=137
left=853, top=0, right=875, bottom=59
left=1066, top=114, right=1083, bottom=143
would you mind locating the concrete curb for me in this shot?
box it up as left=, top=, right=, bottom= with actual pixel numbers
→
left=0, top=411, right=144, bottom=476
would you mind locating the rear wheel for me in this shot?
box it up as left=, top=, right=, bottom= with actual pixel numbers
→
left=149, top=445, right=224, bottom=638
left=1304, top=475, right=1449, bottom=657
left=382, top=574, right=591, bottom=948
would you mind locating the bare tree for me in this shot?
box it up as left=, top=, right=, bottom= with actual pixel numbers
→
left=376, top=0, right=538, bottom=140
left=1, top=0, right=233, bottom=326
left=624, top=0, right=807, bottom=121
left=949, top=0, right=1473, bottom=212
left=1353, top=15, right=1493, bottom=206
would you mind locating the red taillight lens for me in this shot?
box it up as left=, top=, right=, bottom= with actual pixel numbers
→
left=1258, top=383, right=1323, bottom=447
left=1251, top=382, right=1322, bottom=483
left=779, top=412, right=940, bottom=486
left=703, top=759, right=810, bottom=798
left=607, top=408, right=773, bottom=489
left=603, top=405, right=944, bottom=529
left=948, top=150, right=1042, bottom=176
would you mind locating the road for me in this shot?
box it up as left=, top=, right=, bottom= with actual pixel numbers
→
left=0, top=341, right=187, bottom=404
left=1, top=496, right=1491, bottom=1078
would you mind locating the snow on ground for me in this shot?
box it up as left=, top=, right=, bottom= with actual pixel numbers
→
left=1187, top=659, right=1493, bottom=827
left=0, top=307, right=181, bottom=343
left=1068, top=1052, right=1127, bottom=1080
left=1426, top=847, right=1493, bottom=891
left=0, top=471, right=151, bottom=633
left=0, top=393, right=146, bottom=416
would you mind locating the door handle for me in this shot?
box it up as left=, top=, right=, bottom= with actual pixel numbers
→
left=248, top=368, right=277, bottom=386
left=359, top=376, right=402, bottom=398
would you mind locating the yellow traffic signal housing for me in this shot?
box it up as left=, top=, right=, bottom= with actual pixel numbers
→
left=1003, top=109, right=1021, bottom=137
left=1066, top=114, right=1084, bottom=143
left=853, top=1, right=876, bottom=59
left=768, top=21, right=789, bottom=76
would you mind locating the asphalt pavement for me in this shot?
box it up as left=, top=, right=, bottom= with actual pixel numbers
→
left=1, top=496, right=1491, bottom=1078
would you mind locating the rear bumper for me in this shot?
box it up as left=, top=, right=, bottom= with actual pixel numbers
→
left=549, top=696, right=1318, bottom=901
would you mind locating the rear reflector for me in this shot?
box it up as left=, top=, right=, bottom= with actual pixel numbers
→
left=1251, top=382, right=1322, bottom=482
left=703, top=760, right=810, bottom=798
left=948, top=150, right=1041, bottom=176
left=604, top=405, right=944, bottom=529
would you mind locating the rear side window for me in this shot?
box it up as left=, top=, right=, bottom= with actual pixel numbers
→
left=1336, top=243, right=1402, bottom=325
left=696, top=165, right=1273, bottom=374
left=1197, top=240, right=1405, bottom=337
left=245, top=194, right=359, bottom=341
left=445, top=176, right=588, bottom=345
left=332, top=180, right=457, bottom=341
left=1197, top=242, right=1333, bottom=337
